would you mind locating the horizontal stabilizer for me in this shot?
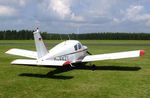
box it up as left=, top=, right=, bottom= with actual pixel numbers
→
left=5, top=48, right=37, bottom=59
left=11, top=59, right=70, bottom=66
left=82, top=50, right=144, bottom=62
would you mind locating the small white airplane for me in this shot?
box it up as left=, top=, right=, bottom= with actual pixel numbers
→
left=5, top=29, right=145, bottom=67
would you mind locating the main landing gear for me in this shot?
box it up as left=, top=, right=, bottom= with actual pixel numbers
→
left=89, top=62, right=96, bottom=71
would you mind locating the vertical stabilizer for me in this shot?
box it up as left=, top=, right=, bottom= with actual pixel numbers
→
left=33, top=28, right=48, bottom=59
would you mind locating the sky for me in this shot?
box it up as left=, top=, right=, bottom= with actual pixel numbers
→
left=0, top=0, right=150, bottom=33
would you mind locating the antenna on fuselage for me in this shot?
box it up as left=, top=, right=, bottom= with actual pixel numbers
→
left=59, top=34, right=62, bottom=41
left=77, top=26, right=80, bottom=40
left=67, top=34, right=70, bottom=40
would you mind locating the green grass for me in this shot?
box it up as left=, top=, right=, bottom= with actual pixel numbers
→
left=0, top=40, right=150, bottom=98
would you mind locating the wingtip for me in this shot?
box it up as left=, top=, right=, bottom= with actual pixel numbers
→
left=11, top=60, right=16, bottom=65
left=5, top=51, right=8, bottom=54
left=140, top=50, right=145, bottom=56
left=5, top=48, right=15, bottom=54
left=5, top=49, right=10, bottom=54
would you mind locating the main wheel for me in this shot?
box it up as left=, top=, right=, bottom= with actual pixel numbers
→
left=92, top=64, right=96, bottom=71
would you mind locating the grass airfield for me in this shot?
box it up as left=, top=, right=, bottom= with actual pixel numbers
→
left=0, top=40, right=150, bottom=98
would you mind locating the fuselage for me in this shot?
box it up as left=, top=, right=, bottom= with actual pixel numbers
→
left=40, top=40, right=88, bottom=63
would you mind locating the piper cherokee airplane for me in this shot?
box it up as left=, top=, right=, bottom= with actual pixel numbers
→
left=5, top=29, right=145, bottom=67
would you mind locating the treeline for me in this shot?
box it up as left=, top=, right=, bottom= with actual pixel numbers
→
left=0, top=30, right=34, bottom=40
left=0, top=30, right=150, bottom=40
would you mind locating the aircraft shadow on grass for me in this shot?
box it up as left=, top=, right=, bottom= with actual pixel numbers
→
left=19, top=65, right=141, bottom=80
left=19, top=68, right=74, bottom=80
left=74, top=65, right=141, bottom=71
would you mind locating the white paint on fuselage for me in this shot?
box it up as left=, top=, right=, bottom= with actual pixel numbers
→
left=40, top=40, right=87, bottom=63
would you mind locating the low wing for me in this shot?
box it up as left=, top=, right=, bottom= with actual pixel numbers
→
left=82, top=50, right=145, bottom=62
left=5, top=48, right=37, bottom=59
left=11, top=59, right=70, bottom=66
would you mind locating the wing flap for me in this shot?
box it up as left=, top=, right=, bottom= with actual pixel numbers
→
left=5, top=48, right=37, bottom=59
left=82, top=50, right=144, bottom=62
left=11, top=59, right=68, bottom=66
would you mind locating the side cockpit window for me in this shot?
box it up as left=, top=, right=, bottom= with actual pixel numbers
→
left=74, top=43, right=82, bottom=51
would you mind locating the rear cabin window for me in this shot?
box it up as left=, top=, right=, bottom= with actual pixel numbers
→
left=78, top=43, right=82, bottom=49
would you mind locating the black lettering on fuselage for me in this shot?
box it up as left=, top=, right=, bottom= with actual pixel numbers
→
left=54, top=56, right=69, bottom=61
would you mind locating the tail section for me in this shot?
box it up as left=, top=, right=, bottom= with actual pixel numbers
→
left=33, top=28, right=48, bottom=59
